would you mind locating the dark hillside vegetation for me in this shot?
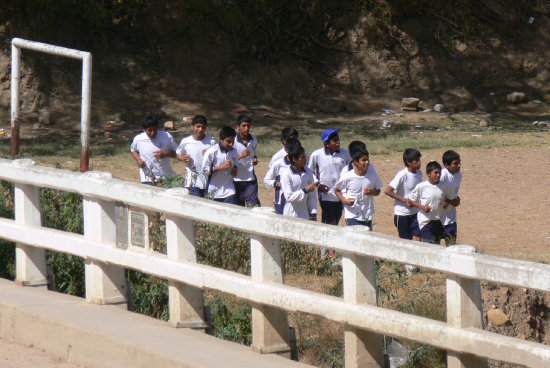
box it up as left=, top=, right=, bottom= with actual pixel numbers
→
left=0, top=0, right=549, bottom=124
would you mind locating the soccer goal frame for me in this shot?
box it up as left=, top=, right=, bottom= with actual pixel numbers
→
left=11, top=38, right=92, bottom=172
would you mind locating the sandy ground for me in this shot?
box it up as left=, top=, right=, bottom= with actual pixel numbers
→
left=0, top=338, right=82, bottom=368
left=251, top=145, right=550, bottom=263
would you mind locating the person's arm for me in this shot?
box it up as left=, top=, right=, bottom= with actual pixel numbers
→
left=263, top=163, right=278, bottom=187
left=131, top=150, right=145, bottom=167
left=408, top=186, right=431, bottom=213
left=214, top=160, right=232, bottom=172
left=335, top=187, right=355, bottom=206
left=153, top=149, right=176, bottom=159
left=384, top=184, right=408, bottom=203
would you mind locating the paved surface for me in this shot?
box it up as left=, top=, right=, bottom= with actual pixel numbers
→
left=0, top=337, right=82, bottom=368
left=0, top=279, right=309, bottom=368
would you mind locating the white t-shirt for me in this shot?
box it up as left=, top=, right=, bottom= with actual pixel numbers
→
left=264, top=155, right=291, bottom=205
left=130, top=130, right=177, bottom=183
left=408, top=181, right=452, bottom=229
left=440, top=168, right=462, bottom=225
left=281, top=166, right=318, bottom=219
left=269, top=147, right=286, bottom=168
left=202, top=144, right=238, bottom=199
left=335, top=168, right=383, bottom=221
left=234, top=134, right=258, bottom=182
left=308, top=148, right=351, bottom=202
left=388, top=167, right=422, bottom=216
left=176, top=134, right=216, bottom=189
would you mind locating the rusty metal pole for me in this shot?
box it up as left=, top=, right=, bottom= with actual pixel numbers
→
left=10, top=41, right=21, bottom=157
left=80, top=53, right=92, bottom=172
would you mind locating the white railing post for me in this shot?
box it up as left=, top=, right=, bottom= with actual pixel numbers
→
left=250, top=207, right=290, bottom=358
left=13, top=159, right=48, bottom=288
left=165, top=188, right=206, bottom=330
left=342, top=226, right=384, bottom=368
left=83, top=172, right=127, bottom=306
left=446, top=245, right=487, bottom=368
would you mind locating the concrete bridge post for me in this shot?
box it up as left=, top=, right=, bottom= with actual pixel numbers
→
left=83, top=172, right=127, bottom=306
left=446, top=245, right=487, bottom=368
left=165, top=188, right=206, bottom=330
left=342, top=226, right=384, bottom=368
left=13, top=159, right=48, bottom=288
left=250, top=207, right=290, bottom=358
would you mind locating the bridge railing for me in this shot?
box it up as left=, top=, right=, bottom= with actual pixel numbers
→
left=0, top=158, right=549, bottom=367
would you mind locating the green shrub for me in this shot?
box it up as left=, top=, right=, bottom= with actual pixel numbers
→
left=209, top=295, right=252, bottom=346
left=127, top=270, right=169, bottom=321
left=282, top=241, right=335, bottom=276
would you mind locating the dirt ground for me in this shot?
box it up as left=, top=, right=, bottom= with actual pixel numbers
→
left=0, top=337, right=81, bottom=368
left=250, top=145, right=550, bottom=263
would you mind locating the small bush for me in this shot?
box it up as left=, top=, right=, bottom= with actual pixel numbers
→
left=127, top=270, right=169, bottom=320
left=209, top=295, right=252, bottom=346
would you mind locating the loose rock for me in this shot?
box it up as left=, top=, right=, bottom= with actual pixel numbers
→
left=488, top=308, right=510, bottom=325
left=507, top=92, right=526, bottom=104
left=434, top=104, right=445, bottom=112
left=402, top=97, right=420, bottom=111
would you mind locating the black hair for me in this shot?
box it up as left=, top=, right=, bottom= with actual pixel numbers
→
left=281, top=127, right=299, bottom=143
left=288, top=146, right=305, bottom=164
left=324, top=131, right=339, bottom=144
left=352, top=148, right=369, bottom=162
left=141, top=115, right=159, bottom=129
left=348, top=141, right=366, bottom=156
left=403, top=148, right=421, bottom=167
left=192, top=115, right=208, bottom=126
left=426, top=161, right=441, bottom=174
left=219, top=125, right=237, bottom=140
left=442, top=150, right=460, bottom=166
left=284, top=137, right=302, bottom=152
left=237, top=114, right=252, bottom=125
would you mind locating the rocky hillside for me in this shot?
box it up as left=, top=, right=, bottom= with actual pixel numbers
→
left=0, top=1, right=549, bottom=127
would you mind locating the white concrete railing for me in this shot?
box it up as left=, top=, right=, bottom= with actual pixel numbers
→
left=0, top=158, right=549, bottom=367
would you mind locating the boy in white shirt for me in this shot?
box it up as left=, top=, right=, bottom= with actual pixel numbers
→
left=263, top=137, right=301, bottom=214
left=202, top=126, right=238, bottom=204
left=233, top=114, right=260, bottom=207
left=308, top=128, right=351, bottom=225
left=408, top=161, right=454, bottom=244
left=130, top=115, right=177, bottom=185
left=281, top=146, right=318, bottom=220
left=176, top=115, right=216, bottom=197
left=440, top=150, right=462, bottom=245
left=384, top=148, right=423, bottom=240
left=335, top=148, right=383, bottom=230
left=269, top=127, right=299, bottom=168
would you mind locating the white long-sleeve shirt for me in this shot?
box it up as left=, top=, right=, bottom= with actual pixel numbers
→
left=264, top=156, right=291, bottom=205
left=281, top=166, right=317, bottom=219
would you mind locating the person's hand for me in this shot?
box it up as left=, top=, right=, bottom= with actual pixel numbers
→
left=181, top=154, right=191, bottom=163
left=364, top=187, right=375, bottom=195
left=318, top=183, right=329, bottom=193
left=153, top=150, right=166, bottom=159
left=420, top=204, right=431, bottom=213
left=240, top=149, right=250, bottom=159
left=405, top=198, right=414, bottom=207
left=442, top=201, right=449, bottom=209
left=252, top=157, right=258, bottom=165
left=306, top=181, right=319, bottom=192
left=137, top=159, right=146, bottom=168
left=342, top=197, right=355, bottom=206
left=220, top=160, right=232, bottom=170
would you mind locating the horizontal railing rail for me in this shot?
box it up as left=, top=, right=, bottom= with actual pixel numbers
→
left=0, top=158, right=549, bottom=367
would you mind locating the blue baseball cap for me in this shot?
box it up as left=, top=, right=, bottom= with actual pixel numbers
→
left=321, top=128, right=338, bottom=142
